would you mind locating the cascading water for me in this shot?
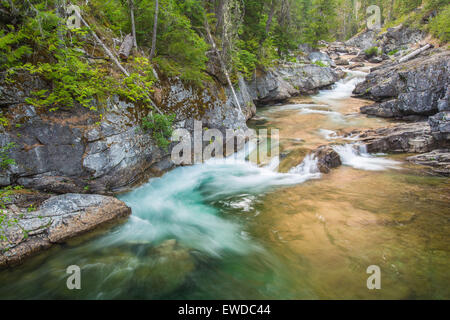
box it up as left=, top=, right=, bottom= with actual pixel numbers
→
left=117, top=149, right=321, bottom=257
left=313, top=69, right=368, bottom=102
left=332, top=144, right=401, bottom=171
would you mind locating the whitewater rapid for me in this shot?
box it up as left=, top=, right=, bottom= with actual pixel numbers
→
left=116, top=144, right=322, bottom=257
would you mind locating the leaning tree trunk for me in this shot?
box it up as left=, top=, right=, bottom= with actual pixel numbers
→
left=204, top=18, right=243, bottom=116
left=149, top=0, right=159, bottom=60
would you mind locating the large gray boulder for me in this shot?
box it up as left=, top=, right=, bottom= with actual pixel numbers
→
left=377, top=25, right=426, bottom=54
left=356, top=49, right=450, bottom=118
left=353, top=122, right=437, bottom=154
left=308, top=51, right=336, bottom=67
left=429, top=112, right=450, bottom=142
left=345, top=29, right=379, bottom=51
left=0, top=193, right=131, bottom=268
left=248, top=63, right=339, bottom=105
left=407, top=150, right=450, bottom=176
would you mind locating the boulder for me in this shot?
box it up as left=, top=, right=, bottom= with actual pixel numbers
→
left=248, top=63, right=339, bottom=105
left=355, top=49, right=450, bottom=118
left=345, top=29, right=379, bottom=51
left=0, top=194, right=131, bottom=268
left=313, top=146, right=342, bottom=173
left=352, top=122, right=437, bottom=154
left=429, top=112, right=450, bottom=142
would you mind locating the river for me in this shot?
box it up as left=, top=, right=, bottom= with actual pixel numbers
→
left=1, top=70, right=449, bottom=299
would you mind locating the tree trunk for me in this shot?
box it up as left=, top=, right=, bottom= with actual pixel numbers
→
left=149, top=0, right=159, bottom=60
left=399, top=44, right=432, bottom=63
left=119, top=33, right=134, bottom=60
left=204, top=18, right=243, bottom=116
left=128, top=0, right=138, bottom=48
left=265, top=0, right=276, bottom=35
left=215, top=0, right=227, bottom=33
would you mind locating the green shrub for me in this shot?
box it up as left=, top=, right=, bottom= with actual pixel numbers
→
left=429, top=5, right=450, bottom=43
left=313, top=61, right=328, bottom=67
left=388, top=49, right=399, bottom=56
left=365, top=47, right=381, bottom=58
left=0, top=143, right=16, bottom=170
left=142, top=113, right=176, bottom=151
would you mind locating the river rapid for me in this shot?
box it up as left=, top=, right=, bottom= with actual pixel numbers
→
left=1, top=70, right=449, bottom=299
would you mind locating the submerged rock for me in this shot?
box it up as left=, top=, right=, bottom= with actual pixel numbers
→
left=0, top=194, right=131, bottom=268
left=133, top=239, right=195, bottom=298
left=407, top=150, right=450, bottom=176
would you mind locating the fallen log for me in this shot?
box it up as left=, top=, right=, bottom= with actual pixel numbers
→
left=118, top=34, right=134, bottom=60
left=399, top=44, right=432, bottom=64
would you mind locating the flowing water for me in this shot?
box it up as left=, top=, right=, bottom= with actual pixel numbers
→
left=1, top=70, right=449, bottom=300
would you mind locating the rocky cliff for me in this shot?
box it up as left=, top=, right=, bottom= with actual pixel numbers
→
left=247, top=63, right=340, bottom=105
left=355, top=49, right=449, bottom=118
left=0, top=68, right=256, bottom=196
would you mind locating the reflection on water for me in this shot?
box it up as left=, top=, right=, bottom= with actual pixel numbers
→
left=0, top=71, right=448, bottom=300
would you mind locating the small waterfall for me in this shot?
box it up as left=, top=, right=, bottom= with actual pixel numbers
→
left=333, top=144, right=401, bottom=171
left=289, top=154, right=321, bottom=175
left=314, top=69, right=368, bottom=102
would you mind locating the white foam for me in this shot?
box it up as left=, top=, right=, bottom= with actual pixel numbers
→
left=333, top=144, right=401, bottom=171
left=318, top=129, right=360, bottom=141
left=289, top=154, right=321, bottom=176
left=114, top=144, right=321, bottom=257
left=314, top=70, right=367, bottom=102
